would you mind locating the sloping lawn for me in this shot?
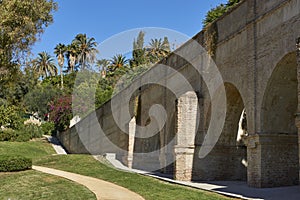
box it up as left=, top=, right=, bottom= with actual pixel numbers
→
left=0, top=138, right=55, bottom=160
left=0, top=139, right=96, bottom=199
left=1, top=139, right=235, bottom=200
left=0, top=170, right=96, bottom=200
left=35, top=155, right=235, bottom=200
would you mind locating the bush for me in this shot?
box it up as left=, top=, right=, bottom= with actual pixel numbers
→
left=203, top=0, right=241, bottom=27
left=49, top=95, right=73, bottom=132
left=0, top=105, right=23, bottom=130
left=20, top=124, right=43, bottom=139
left=14, top=131, right=32, bottom=142
left=0, top=124, right=44, bottom=142
left=0, top=155, right=32, bottom=172
left=40, top=122, right=55, bottom=135
left=0, top=129, right=20, bottom=142
left=0, top=129, right=31, bottom=142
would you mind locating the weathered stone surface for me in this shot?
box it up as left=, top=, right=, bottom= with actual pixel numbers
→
left=57, top=0, right=300, bottom=188
left=174, top=92, right=198, bottom=181
left=246, top=134, right=299, bottom=188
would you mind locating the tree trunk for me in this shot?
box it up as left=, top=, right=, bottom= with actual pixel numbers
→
left=60, top=65, right=64, bottom=89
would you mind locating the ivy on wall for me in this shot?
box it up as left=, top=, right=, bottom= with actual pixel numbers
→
left=203, top=0, right=241, bottom=56
left=204, top=23, right=218, bottom=57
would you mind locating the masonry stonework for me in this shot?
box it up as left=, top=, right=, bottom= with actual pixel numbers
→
left=58, top=0, right=300, bottom=188
left=296, top=37, right=300, bottom=184
left=174, top=91, right=198, bottom=181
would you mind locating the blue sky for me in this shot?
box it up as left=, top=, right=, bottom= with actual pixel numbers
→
left=32, top=0, right=227, bottom=60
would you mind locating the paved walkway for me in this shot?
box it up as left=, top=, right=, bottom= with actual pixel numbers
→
left=45, top=137, right=300, bottom=199
left=33, top=166, right=144, bottom=200
left=102, top=153, right=300, bottom=200
left=44, top=135, right=67, bottom=155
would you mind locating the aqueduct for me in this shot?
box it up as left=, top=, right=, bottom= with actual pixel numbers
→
left=58, top=0, right=300, bottom=188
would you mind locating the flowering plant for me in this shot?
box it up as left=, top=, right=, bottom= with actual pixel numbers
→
left=49, top=95, right=73, bottom=132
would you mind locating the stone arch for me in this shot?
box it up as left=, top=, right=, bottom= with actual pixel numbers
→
left=261, top=52, right=298, bottom=134
left=192, top=82, right=247, bottom=181
left=219, top=83, right=247, bottom=146
left=131, top=85, right=178, bottom=172
left=131, top=92, right=161, bottom=171
left=160, top=103, right=176, bottom=174
left=250, top=52, right=299, bottom=187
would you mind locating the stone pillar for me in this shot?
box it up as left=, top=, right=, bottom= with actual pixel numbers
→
left=127, top=117, right=136, bottom=168
left=174, top=91, right=198, bottom=181
left=296, top=37, right=300, bottom=185
left=246, top=134, right=298, bottom=188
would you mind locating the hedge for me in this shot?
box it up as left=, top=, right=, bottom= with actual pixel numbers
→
left=0, top=155, right=32, bottom=172
left=0, top=124, right=45, bottom=142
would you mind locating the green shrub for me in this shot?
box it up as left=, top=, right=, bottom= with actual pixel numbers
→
left=0, top=129, right=19, bottom=141
left=203, top=0, right=241, bottom=27
left=49, top=95, right=73, bottom=132
left=40, top=122, right=55, bottom=135
left=21, top=124, right=43, bottom=139
left=0, top=105, right=23, bottom=130
left=0, top=129, right=31, bottom=142
left=0, top=155, right=32, bottom=172
left=0, top=124, right=44, bottom=142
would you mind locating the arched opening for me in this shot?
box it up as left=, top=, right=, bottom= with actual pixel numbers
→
left=132, top=92, right=161, bottom=171
left=258, top=52, right=299, bottom=187
left=192, top=83, right=247, bottom=181
left=131, top=85, right=177, bottom=173
left=261, top=52, right=298, bottom=134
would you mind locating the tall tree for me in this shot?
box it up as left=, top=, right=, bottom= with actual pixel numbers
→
left=24, top=83, right=62, bottom=117
left=162, top=37, right=171, bottom=53
left=109, top=54, right=128, bottom=71
left=135, top=31, right=145, bottom=50
left=96, top=59, right=110, bottom=78
left=0, top=0, right=57, bottom=106
left=96, top=59, right=110, bottom=71
left=0, top=0, right=57, bottom=75
left=54, top=43, right=66, bottom=89
left=72, top=33, right=98, bottom=70
left=147, top=38, right=171, bottom=63
left=130, top=31, right=148, bottom=67
left=34, top=52, right=57, bottom=78
left=65, top=43, right=78, bottom=73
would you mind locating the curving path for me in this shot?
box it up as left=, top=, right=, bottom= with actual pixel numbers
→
left=33, top=166, right=144, bottom=200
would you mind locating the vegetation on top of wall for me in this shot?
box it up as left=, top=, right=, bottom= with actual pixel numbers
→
left=203, top=0, right=242, bottom=27
left=203, top=0, right=242, bottom=56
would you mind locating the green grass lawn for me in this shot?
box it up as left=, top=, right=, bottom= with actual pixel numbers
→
left=34, top=155, right=234, bottom=200
left=1, top=139, right=234, bottom=200
left=0, top=139, right=96, bottom=199
left=0, top=138, right=55, bottom=160
left=0, top=170, right=96, bottom=200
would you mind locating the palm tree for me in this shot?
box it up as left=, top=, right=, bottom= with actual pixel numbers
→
left=72, top=33, right=98, bottom=70
left=65, top=43, right=78, bottom=73
left=149, top=38, right=163, bottom=50
left=34, top=52, right=57, bottom=78
left=54, top=43, right=66, bottom=89
left=96, top=59, right=110, bottom=71
left=96, top=59, right=110, bottom=78
left=147, top=38, right=171, bottom=63
left=109, top=54, right=128, bottom=71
